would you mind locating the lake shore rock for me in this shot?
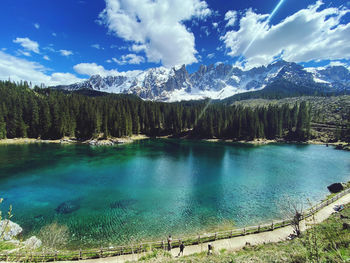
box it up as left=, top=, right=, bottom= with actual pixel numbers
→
left=0, top=220, right=23, bottom=241
left=0, top=136, right=349, bottom=151
left=24, top=236, right=42, bottom=249
left=327, top=183, right=344, bottom=193
left=0, top=135, right=149, bottom=146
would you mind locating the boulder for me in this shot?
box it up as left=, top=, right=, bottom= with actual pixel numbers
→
left=24, top=236, right=42, bottom=250
left=55, top=200, right=80, bottom=214
left=0, top=220, right=23, bottom=241
left=327, top=183, right=344, bottom=193
left=335, top=144, right=344, bottom=150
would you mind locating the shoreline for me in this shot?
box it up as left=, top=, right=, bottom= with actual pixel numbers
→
left=56, top=191, right=350, bottom=263
left=0, top=135, right=349, bottom=148
left=0, top=135, right=149, bottom=146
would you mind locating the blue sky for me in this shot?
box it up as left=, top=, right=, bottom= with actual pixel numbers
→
left=0, top=0, right=350, bottom=85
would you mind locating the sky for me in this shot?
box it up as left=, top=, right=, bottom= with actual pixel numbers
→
left=0, top=0, right=350, bottom=86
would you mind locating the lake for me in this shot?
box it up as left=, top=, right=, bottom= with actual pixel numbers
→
left=0, top=139, right=349, bottom=248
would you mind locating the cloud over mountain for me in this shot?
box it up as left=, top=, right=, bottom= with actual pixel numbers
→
left=0, top=51, right=83, bottom=86
left=221, top=1, right=350, bottom=68
left=99, top=0, right=212, bottom=67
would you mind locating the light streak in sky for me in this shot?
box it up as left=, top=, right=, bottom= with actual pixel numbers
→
left=238, top=0, right=287, bottom=63
left=194, top=0, right=287, bottom=126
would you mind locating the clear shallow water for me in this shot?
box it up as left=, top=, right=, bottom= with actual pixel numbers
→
left=0, top=139, right=349, bottom=247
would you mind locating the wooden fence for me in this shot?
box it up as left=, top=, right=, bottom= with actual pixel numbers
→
left=1, top=188, right=349, bottom=262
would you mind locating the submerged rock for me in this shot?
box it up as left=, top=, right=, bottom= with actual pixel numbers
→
left=327, top=183, right=344, bottom=193
left=55, top=200, right=80, bottom=214
left=0, top=220, right=23, bottom=241
left=110, top=199, right=137, bottom=210
left=24, top=236, right=42, bottom=249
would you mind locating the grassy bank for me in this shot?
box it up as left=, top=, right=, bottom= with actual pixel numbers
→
left=1, top=190, right=348, bottom=262
left=131, top=204, right=350, bottom=263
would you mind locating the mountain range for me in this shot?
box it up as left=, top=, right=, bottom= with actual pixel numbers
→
left=52, top=60, right=350, bottom=102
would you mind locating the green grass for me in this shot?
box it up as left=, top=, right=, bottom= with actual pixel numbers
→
left=138, top=249, right=171, bottom=261
left=0, top=241, right=16, bottom=251
left=135, top=204, right=350, bottom=263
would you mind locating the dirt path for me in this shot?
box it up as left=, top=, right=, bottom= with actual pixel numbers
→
left=55, top=193, right=350, bottom=263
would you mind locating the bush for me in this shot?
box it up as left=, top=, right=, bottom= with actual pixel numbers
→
left=38, top=222, right=69, bottom=250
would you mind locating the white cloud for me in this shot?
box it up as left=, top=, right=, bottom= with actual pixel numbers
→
left=99, top=0, right=212, bottom=67
left=212, top=22, right=218, bottom=28
left=0, top=51, right=83, bottom=86
left=49, top=73, right=82, bottom=85
left=327, top=61, right=350, bottom=70
left=224, top=10, right=237, bottom=27
left=131, top=44, right=146, bottom=53
left=200, top=26, right=210, bottom=36
left=59, top=49, right=73, bottom=56
left=221, top=1, right=350, bottom=69
left=207, top=53, right=215, bottom=59
left=44, top=46, right=56, bottom=52
left=73, top=63, right=119, bottom=77
left=52, top=32, right=57, bottom=37
left=34, top=23, right=40, bottom=29
left=112, top=54, right=145, bottom=65
left=17, top=50, right=31, bottom=57
left=91, top=44, right=103, bottom=50
left=43, top=55, right=50, bottom=61
left=13, top=37, right=40, bottom=54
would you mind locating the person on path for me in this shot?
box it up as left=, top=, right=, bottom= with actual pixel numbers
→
left=178, top=242, right=185, bottom=256
left=167, top=235, right=172, bottom=251
left=207, top=243, right=213, bottom=255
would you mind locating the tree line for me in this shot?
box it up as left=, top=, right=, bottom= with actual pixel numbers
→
left=0, top=80, right=313, bottom=141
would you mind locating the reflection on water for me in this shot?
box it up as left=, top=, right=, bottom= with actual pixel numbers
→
left=0, top=139, right=349, bottom=248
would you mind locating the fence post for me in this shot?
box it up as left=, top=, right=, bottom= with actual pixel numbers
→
left=55, top=251, right=57, bottom=262
left=100, top=248, right=103, bottom=258
left=258, top=225, right=260, bottom=233
left=214, top=232, right=217, bottom=240
left=271, top=221, right=274, bottom=230
left=243, top=228, right=246, bottom=235
left=198, top=235, right=201, bottom=244
left=79, top=249, right=82, bottom=259
left=230, top=230, right=233, bottom=238
left=162, top=240, right=164, bottom=250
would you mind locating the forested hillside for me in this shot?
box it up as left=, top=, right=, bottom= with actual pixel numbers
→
left=219, top=79, right=350, bottom=105
left=0, top=80, right=330, bottom=142
left=231, top=96, right=350, bottom=142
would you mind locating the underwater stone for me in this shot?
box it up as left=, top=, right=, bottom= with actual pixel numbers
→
left=110, top=199, right=137, bottom=210
left=55, top=200, right=80, bottom=214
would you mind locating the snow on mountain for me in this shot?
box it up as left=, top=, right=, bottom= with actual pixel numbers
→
left=52, top=60, right=350, bottom=102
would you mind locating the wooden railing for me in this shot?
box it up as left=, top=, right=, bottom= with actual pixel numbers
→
left=1, top=188, right=349, bottom=262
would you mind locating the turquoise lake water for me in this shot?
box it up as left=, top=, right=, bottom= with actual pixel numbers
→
left=0, top=139, right=349, bottom=247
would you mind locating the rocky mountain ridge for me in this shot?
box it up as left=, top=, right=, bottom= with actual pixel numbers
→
left=52, top=60, right=350, bottom=102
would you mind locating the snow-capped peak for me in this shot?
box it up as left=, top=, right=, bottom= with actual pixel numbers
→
left=52, top=60, right=350, bottom=102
